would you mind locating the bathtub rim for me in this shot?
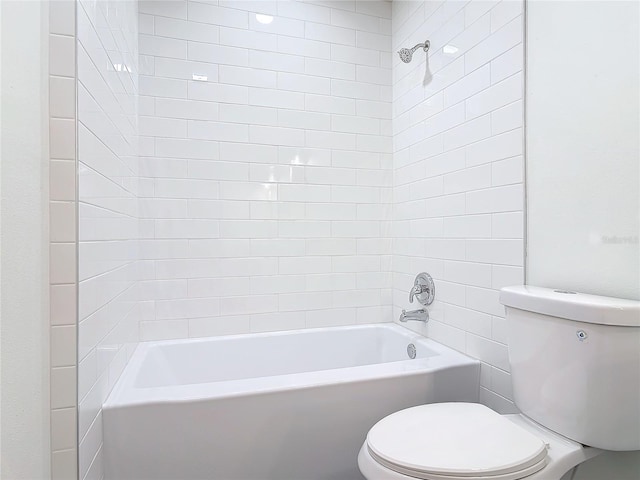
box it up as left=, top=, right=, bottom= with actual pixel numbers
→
left=103, top=322, right=479, bottom=409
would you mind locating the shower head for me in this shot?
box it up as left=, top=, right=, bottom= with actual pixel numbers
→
left=398, top=40, right=430, bottom=63
left=398, top=48, right=413, bottom=63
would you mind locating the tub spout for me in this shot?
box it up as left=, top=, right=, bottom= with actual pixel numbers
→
left=399, top=308, right=429, bottom=323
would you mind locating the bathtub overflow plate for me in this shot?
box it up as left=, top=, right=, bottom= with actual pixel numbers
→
left=407, top=343, right=416, bottom=359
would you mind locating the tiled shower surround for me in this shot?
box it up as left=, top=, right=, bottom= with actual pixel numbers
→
left=137, top=0, right=394, bottom=339
left=135, top=0, right=524, bottom=412
left=71, top=1, right=524, bottom=479
left=76, top=0, right=139, bottom=478
left=391, top=0, right=524, bottom=413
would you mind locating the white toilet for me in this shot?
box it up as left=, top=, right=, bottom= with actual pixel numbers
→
left=358, top=286, right=640, bottom=480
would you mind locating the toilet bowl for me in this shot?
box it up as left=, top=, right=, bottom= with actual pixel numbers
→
left=358, top=286, right=640, bottom=480
left=357, top=403, right=603, bottom=480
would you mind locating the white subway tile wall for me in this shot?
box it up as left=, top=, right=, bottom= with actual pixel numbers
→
left=69, top=2, right=524, bottom=476
left=137, top=0, right=393, bottom=340
left=391, top=0, right=524, bottom=414
left=76, top=0, right=139, bottom=479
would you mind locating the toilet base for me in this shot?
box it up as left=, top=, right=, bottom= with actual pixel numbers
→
left=358, top=414, right=604, bottom=480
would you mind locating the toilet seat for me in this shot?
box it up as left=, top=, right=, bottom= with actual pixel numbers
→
left=365, top=403, right=548, bottom=480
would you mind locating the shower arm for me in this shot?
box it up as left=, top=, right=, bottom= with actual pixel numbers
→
left=408, top=40, right=430, bottom=55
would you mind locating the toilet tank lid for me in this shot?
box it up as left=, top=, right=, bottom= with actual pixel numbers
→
left=500, top=285, right=640, bottom=327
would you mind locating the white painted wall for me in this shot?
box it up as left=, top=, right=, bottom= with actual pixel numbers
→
left=1, top=0, right=2, bottom=470
left=1, top=0, right=3, bottom=472
left=76, top=0, right=139, bottom=478
left=391, top=0, right=525, bottom=413
left=527, top=0, right=640, bottom=300
left=527, top=2, right=640, bottom=477
left=137, top=0, right=392, bottom=340
left=0, top=1, right=51, bottom=478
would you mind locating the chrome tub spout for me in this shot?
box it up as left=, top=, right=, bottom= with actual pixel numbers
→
left=399, top=308, right=429, bottom=323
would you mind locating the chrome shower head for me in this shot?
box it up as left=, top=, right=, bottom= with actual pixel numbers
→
left=398, top=48, right=413, bottom=63
left=398, top=40, right=430, bottom=63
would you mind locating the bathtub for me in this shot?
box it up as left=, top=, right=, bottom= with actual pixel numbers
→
left=103, top=323, right=479, bottom=480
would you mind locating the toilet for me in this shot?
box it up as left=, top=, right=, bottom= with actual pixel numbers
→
left=358, top=286, right=640, bottom=480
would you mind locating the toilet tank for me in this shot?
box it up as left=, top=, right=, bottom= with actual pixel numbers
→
left=500, top=286, right=640, bottom=451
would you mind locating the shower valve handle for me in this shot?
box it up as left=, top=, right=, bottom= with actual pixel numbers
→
left=408, top=272, right=436, bottom=306
left=409, top=284, right=428, bottom=303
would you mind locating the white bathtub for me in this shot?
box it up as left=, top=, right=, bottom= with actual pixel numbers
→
left=103, top=323, right=479, bottom=480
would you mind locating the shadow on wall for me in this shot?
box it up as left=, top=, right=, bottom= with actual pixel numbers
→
left=423, top=54, right=433, bottom=86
